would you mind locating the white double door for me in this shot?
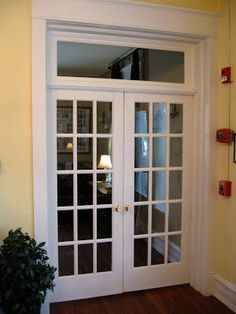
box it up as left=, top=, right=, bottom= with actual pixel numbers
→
left=48, top=89, right=193, bottom=302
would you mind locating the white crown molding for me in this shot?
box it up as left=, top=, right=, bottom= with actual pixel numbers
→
left=213, top=275, right=236, bottom=313
left=32, top=0, right=220, bottom=38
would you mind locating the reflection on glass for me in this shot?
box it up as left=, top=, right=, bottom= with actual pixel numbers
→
left=169, top=171, right=182, bottom=199
left=97, top=102, right=112, bottom=134
left=97, top=243, right=112, bottom=272
left=58, top=246, right=74, bottom=276
left=135, top=172, right=149, bottom=202
left=57, top=42, right=184, bottom=83
left=77, top=138, right=93, bottom=169
left=168, top=235, right=181, bottom=263
left=153, top=103, right=167, bottom=133
left=78, top=244, right=93, bottom=274
left=58, top=211, right=73, bottom=242
left=152, top=171, right=166, bottom=201
left=57, top=100, right=73, bottom=134
left=169, top=203, right=182, bottom=232
left=97, top=208, right=112, bottom=239
left=134, top=238, right=148, bottom=267
left=134, top=205, right=148, bottom=235
left=135, top=103, right=149, bottom=133
left=151, top=236, right=165, bottom=265
left=152, top=137, right=166, bottom=167
left=97, top=138, right=112, bottom=169
left=77, top=101, right=93, bottom=133
left=77, top=209, right=93, bottom=240
left=152, top=204, right=165, bottom=233
left=57, top=138, right=73, bottom=170
left=135, top=137, right=149, bottom=168
left=77, top=174, right=93, bottom=205
left=97, top=174, right=112, bottom=205
left=170, top=104, right=183, bottom=133
left=170, top=137, right=182, bottom=167
left=57, top=175, right=73, bottom=206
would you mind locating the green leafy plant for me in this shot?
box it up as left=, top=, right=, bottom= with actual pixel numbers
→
left=0, top=228, right=56, bottom=314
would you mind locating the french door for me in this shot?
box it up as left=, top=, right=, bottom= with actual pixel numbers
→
left=48, top=89, right=192, bottom=302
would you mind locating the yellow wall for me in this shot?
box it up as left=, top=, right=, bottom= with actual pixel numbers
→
left=0, top=0, right=33, bottom=238
left=216, top=0, right=236, bottom=285
left=0, top=0, right=235, bottom=288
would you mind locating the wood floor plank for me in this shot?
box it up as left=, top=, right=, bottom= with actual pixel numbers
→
left=50, top=285, right=234, bottom=314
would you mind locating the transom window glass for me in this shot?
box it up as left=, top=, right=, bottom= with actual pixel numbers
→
left=57, top=42, right=184, bottom=83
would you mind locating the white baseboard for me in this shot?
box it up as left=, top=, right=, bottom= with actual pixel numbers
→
left=213, top=275, right=236, bottom=313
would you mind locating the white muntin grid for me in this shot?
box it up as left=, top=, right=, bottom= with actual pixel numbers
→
left=56, top=98, right=114, bottom=276
left=133, top=102, right=183, bottom=268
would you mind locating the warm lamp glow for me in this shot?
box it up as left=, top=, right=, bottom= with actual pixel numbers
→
left=98, top=155, right=112, bottom=169
left=66, top=142, right=73, bottom=152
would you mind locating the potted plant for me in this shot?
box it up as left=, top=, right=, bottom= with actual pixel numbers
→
left=0, top=228, right=56, bottom=314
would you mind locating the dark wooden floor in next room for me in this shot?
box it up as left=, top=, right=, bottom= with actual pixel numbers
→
left=51, top=284, right=234, bottom=314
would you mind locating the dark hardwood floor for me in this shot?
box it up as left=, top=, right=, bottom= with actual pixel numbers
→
left=50, top=284, right=234, bottom=314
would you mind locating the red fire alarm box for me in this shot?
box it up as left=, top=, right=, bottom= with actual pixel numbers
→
left=221, top=67, right=231, bottom=83
left=219, top=180, right=231, bottom=197
left=216, top=129, right=234, bottom=143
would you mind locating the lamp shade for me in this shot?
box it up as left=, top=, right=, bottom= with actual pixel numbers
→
left=66, top=142, right=73, bottom=152
left=98, top=155, right=112, bottom=169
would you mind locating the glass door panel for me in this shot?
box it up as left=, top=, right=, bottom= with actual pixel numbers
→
left=51, top=91, right=123, bottom=302
left=124, top=93, right=192, bottom=292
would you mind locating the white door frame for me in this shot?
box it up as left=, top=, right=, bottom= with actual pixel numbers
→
left=32, top=0, right=219, bottom=311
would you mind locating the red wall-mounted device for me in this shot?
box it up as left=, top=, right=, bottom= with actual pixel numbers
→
left=218, top=180, right=231, bottom=197
left=216, top=129, right=234, bottom=143
left=221, top=67, right=231, bottom=83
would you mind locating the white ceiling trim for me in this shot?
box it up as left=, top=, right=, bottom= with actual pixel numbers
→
left=32, top=0, right=220, bottom=38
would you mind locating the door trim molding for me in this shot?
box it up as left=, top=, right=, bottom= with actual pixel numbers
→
left=32, top=0, right=219, bottom=299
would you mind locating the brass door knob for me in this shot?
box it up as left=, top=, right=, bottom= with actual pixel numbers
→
left=114, top=205, right=121, bottom=212
left=125, top=204, right=131, bottom=212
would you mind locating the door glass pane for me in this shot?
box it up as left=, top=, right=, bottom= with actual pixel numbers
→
left=170, top=104, right=183, bottom=133
left=97, top=138, right=112, bottom=169
left=135, top=137, right=149, bottom=168
left=97, top=208, right=112, bottom=239
left=170, top=137, right=182, bottom=167
left=97, top=174, right=112, bottom=205
left=152, top=137, right=166, bottom=167
left=57, top=175, right=73, bottom=206
left=152, top=171, right=166, bottom=201
left=97, top=243, right=112, bottom=272
left=58, top=42, right=184, bottom=83
left=58, top=246, right=74, bottom=276
left=169, top=171, right=182, bottom=199
left=134, top=238, right=148, bottom=267
left=77, top=209, right=93, bottom=240
left=135, top=103, right=149, bottom=133
left=151, top=236, right=165, bottom=265
left=168, top=235, right=181, bottom=263
left=57, top=100, right=73, bottom=134
left=77, top=101, right=93, bottom=133
left=78, top=244, right=93, bottom=274
left=58, top=211, right=73, bottom=242
left=77, top=138, right=93, bottom=169
left=77, top=174, right=93, bottom=205
left=97, top=102, right=112, bottom=134
left=152, top=204, right=165, bottom=233
left=57, top=138, right=73, bottom=170
left=153, top=103, right=167, bottom=133
left=135, top=172, right=148, bottom=202
left=169, top=203, right=182, bottom=232
left=134, top=205, right=148, bottom=235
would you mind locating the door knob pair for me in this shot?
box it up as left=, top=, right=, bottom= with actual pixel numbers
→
left=114, top=204, right=131, bottom=212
